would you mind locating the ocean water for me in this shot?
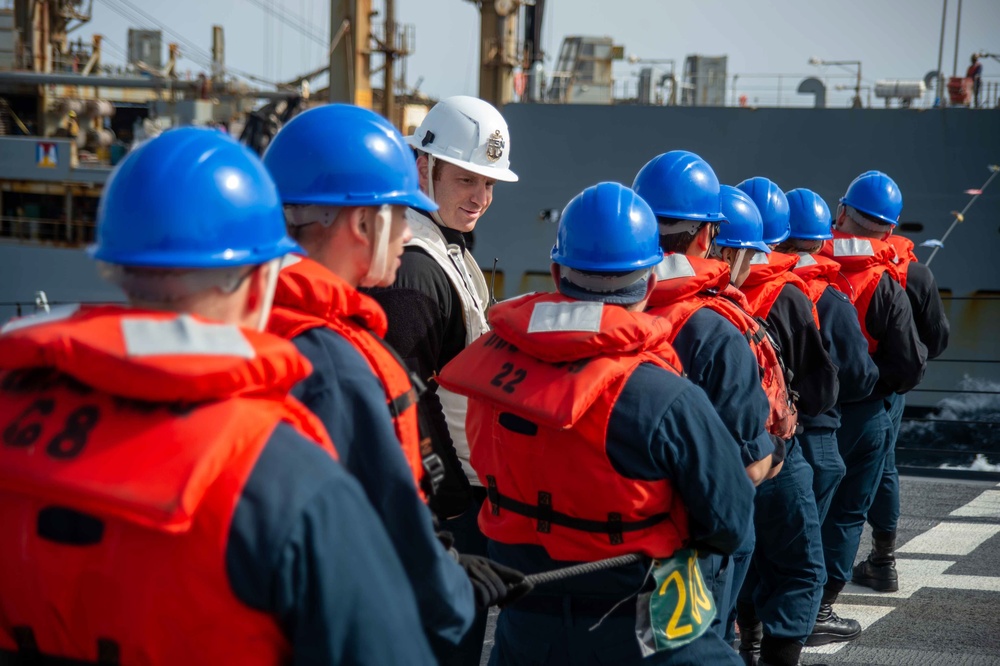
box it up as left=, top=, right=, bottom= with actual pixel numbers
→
left=898, top=376, right=1000, bottom=470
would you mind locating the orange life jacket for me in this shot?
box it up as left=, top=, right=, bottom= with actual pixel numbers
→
left=790, top=252, right=843, bottom=306
left=648, top=254, right=797, bottom=441
left=886, top=234, right=917, bottom=289
left=0, top=306, right=335, bottom=665
left=269, top=256, right=432, bottom=500
left=740, top=251, right=820, bottom=327
left=437, top=293, right=690, bottom=561
left=819, top=231, right=901, bottom=353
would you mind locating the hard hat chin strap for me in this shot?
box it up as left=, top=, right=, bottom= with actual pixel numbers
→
left=255, top=257, right=282, bottom=332
left=730, top=248, right=752, bottom=287
left=361, top=204, right=393, bottom=287
left=425, top=154, right=446, bottom=227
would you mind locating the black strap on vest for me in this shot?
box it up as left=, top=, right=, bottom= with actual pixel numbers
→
left=2, top=627, right=120, bottom=666
left=360, top=320, right=447, bottom=495
left=485, top=476, right=668, bottom=546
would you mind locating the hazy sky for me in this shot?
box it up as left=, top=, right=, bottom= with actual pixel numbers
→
left=84, top=0, right=999, bottom=107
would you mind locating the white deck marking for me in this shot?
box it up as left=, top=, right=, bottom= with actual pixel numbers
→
left=842, top=559, right=953, bottom=599
left=949, top=490, right=1000, bottom=518
left=803, top=604, right=894, bottom=655
left=896, top=522, right=1000, bottom=556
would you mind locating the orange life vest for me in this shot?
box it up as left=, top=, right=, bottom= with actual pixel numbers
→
left=0, top=306, right=335, bottom=665
left=790, top=252, right=843, bottom=306
left=740, top=251, right=820, bottom=327
left=886, top=234, right=917, bottom=289
left=437, top=293, right=690, bottom=561
left=269, top=256, right=431, bottom=500
left=819, top=231, right=901, bottom=353
left=647, top=254, right=797, bottom=441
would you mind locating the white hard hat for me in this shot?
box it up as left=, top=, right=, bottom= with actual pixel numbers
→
left=406, top=96, right=518, bottom=183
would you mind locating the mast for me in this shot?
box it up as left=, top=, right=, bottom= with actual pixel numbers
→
left=328, top=0, right=371, bottom=108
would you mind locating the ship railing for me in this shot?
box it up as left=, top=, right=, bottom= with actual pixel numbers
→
left=0, top=214, right=96, bottom=246
left=605, top=72, right=1000, bottom=109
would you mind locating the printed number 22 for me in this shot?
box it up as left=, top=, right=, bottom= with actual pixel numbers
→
left=490, top=362, right=527, bottom=394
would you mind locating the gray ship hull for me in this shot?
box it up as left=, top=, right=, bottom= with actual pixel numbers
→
left=477, top=104, right=1000, bottom=411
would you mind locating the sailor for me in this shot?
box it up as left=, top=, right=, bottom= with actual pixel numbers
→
left=261, top=104, right=529, bottom=655
left=437, top=181, right=754, bottom=666
left=816, top=170, right=927, bottom=639
left=0, top=128, right=434, bottom=664
left=713, top=184, right=833, bottom=666
left=776, top=188, right=879, bottom=524
left=632, top=151, right=781, bottom=641
left=364, top=95, right=519, bottom=665
left=851, top=186, right=949, bottom=593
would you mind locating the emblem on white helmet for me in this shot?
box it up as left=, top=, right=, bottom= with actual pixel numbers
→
left=486, top=129, right=505, bottom=163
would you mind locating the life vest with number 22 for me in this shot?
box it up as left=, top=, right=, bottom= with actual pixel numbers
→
left=438, top=292, right=690, bottom=562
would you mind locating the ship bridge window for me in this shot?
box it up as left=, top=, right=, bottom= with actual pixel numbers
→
left=899, top=222, right=924, bottom=233
left=520, top=271, right=555, bottom=296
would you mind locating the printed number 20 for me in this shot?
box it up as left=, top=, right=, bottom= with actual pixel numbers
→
left=490, top=362, right=527, bottom=394
left=658, top=555, right=713, bottom=639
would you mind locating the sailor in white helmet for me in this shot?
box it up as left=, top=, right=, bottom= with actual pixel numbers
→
left=364, top=95, right=517, bottom=666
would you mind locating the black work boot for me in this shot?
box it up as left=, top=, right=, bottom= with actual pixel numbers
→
left=852, top=529, right=899, bottom=592
left=806, top=586, right=862, bottom=647
left=737, top=601, right=762, bottom=666
left=759, top=636, right=802, bottom=666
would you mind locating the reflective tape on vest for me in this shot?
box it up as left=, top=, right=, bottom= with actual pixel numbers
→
left=749, top=252, right=770, bottom=265
left=833, top=238, right=875, bottom=257
left=795, top=254, right=818, bottom=268
left=527, top=301, right=604, bottom=334
left=655, top=254, right=697, bottom=281
left=121, top=316, right=256, bottom=359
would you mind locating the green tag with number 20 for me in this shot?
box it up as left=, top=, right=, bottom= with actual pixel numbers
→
left=635, top=548, right=715, bottom=655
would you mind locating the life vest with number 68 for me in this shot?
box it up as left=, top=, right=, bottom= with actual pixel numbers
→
left=438, top=292, right=690, bottom=562
left=0, top=306, right=334, bottom=665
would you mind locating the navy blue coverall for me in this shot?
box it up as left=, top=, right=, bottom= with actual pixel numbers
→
left=867, top=261, right=948, bottom=534
left=229, top=422, right=436, bottom=663
left=822, top=273, right=926, bottom=593
left=672, top=308, right=774, bottom=640
left=488, top=363, right=755, bottom=666
left=290, top=326, right=475, bottom=655
left=738, top=284, right=838, bottom=663
left=799, top=285, right=879, bottom=524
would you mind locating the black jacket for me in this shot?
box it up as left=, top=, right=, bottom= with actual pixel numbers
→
left=764, top=284, right=839, bottom=418
left=906, top=262, right=950, bottom=360
left=866, top=273, right=928, bottom=400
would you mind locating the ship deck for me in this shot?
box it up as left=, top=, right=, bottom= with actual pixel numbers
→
left=480, top=473, right=1000, bottom=665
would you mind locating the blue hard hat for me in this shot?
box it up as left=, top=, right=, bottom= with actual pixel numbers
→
left=632, top=150, right=725, bottom=223
left=263, top=104, right=437, bottom=211
left=92, top=127, right=299, bottom=268
left=786, top=188, right=833, bottom=240
left=736, top=177, right=790, bottom=244
left=839, top=170, right=902, bottom=226
left=716, top=185, right=771, bottom=254
left=551, top=182, right=663, bottom=272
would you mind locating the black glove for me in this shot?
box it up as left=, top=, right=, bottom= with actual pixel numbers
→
left=769, top=434, right=787, bottom=466
left=435, top=529, right=456, bottom=552
left=458, top=554, right=533, bottom=610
